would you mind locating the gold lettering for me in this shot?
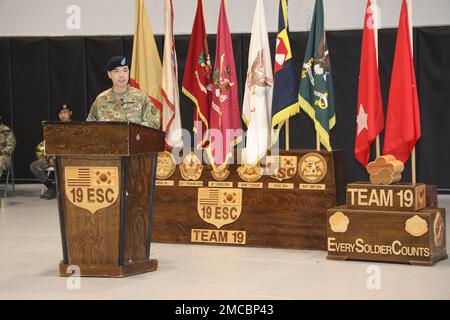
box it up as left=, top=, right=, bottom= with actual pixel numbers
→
left=331, top=238, right=430, bottom=258
left=348, top=188, right=358, bottom=205
left=355, top=238, right=364, bottom=253
left=229, top=207, right=238, bottom=220
left=328, top=237, right=336, bottom=252
left=87, top=188, right=95, bottom=203
left=392, top=240, right=402, bottom=255
left=201, top=230, right=209, bottom=242
left=96, top=188, right=105, bottom=202
left=368, top=189, right=380, bottom=207
left=380, top=189, right=393, bottom=207
left=359, top=189, right=368, bottom=206
left=105, top=188, right=115, bottom=203
left=192, top=229, right=201, bottom=241
left=191, top=229, right=246, bottom=245
left=218, top=231, right=228, bottom=243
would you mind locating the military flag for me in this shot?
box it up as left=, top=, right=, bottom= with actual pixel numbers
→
left=242, top=0, right=273, bottom=165
left=271, top=0, right=299, bottom=147
left=383, top=0, right=421, bottom=164
left=182, top=0, right=213, bottom=149
left=130, top=0, right=162, bottom=116
left=298, top=0, right=336, bottom=151
left=354, top=0, right=384, bottom=167
left=161, top=0, right=183, bottom=149
left=208, top=0, right=242, bottom=170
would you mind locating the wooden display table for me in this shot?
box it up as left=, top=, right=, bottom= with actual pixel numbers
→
left=152, top=149, right=346, bottom=250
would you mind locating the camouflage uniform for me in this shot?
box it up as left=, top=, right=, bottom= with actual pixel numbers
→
left=87, top=85, right=161, bottom=129
left=30, top=141, right=53, bottom=186
left=0, top=123, right=16, bottom=178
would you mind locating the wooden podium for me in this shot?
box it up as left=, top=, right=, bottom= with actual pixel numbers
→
left=43, top=122, right=165, bottom=277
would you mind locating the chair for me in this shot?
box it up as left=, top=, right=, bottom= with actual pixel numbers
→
left=40, top=166, right=55, bottom=196
left=2, top=155, right=15, bottom=198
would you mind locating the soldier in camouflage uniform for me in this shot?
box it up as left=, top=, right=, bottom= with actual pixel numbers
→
left=30, top=105, right=72, bottom=199
left=87, top=56, right=161, bottom=129
left=0, top=115, right=16, bottom=178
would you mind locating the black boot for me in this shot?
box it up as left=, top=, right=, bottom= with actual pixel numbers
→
left=41, top=181, right=53, bottom=199
left=44, top=182, right=57, bottom=200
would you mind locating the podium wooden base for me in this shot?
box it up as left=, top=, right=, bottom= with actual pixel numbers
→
left=59, top=259, right=158, bottom=278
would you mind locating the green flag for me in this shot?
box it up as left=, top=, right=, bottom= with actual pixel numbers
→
left=299, top=0, right=336, bottom=151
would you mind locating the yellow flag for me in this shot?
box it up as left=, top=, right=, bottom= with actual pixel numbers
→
left=130, top=0, right=163, bottom=111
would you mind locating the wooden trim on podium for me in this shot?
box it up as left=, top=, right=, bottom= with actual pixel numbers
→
left=55, top=157, right=68, bottom=264
left=146, top=153, right=158, bottom=260
left=59, top=259, right=158, bottom=278
left=43, top=121, right=165, bottom=156
left=119, top=157, right=128, bottom=266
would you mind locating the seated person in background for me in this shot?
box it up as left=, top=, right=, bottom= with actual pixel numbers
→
left=86, top=56, right=161, bottom=129
left=0, top=115, right=16, bottom=178
left=30, top=104, right=72, bottom=200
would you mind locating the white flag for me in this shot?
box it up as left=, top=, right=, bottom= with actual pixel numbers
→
left=242, top=0, right=273, bottom=165
left=161, top=0, right=183, bottom=149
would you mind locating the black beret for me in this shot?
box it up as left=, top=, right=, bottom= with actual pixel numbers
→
left=106, top=56, right=129, bottom=71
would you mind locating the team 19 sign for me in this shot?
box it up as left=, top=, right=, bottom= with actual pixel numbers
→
left=64, top=166, right=119, bottom=214
left=192, top=188, right=246, bottom=245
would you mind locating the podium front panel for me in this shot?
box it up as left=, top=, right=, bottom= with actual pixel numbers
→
left=58, top=156, right=123, bottom=265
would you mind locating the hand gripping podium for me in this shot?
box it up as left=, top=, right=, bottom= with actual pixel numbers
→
left=43, top=122, right=165, bottom=277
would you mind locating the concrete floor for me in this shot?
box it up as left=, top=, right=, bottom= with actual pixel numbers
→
left=0, top=184, right=449, bottom=300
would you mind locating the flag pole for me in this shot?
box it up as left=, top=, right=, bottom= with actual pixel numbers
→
left=372, top=0, right=381, bottom=158
left=285, top=0, right=290, bottom=152
left=406, top=0, right=417, bottom=184
left=285, top=119, right=290, bottom=150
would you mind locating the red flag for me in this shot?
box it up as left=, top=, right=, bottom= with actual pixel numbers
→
left=383, top=0, right=421, bottom=164
left=354, top=0, right=384, bottom=167
left=182, top=0, right=213, bottom=149
left=208, top=0, right=243, bottom=170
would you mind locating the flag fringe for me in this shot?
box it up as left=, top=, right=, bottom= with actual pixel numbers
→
left=270, top=100, right=300, bottom=146
left=299, top=95, right=335, bottom=151
left=206, top=135, right=243, bottom=172
left=181, top=86, right=210, bottom=148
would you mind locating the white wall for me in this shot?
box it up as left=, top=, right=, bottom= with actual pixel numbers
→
left=0, top=0, right=449, bottom=36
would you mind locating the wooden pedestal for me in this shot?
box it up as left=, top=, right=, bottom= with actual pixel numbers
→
left=346, top=182, right=430, bottom=212
left=327, top=206, right=447, bottom=266
left=152, top=149, right=346, bottom=250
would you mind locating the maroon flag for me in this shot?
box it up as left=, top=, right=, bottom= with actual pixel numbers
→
left=208, top=0, right=243, bottom=170
left=182, top=0, right=213, bottom=149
